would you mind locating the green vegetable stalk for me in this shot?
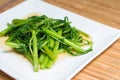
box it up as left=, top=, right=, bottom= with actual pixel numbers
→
left=32, top=30, right=39, bottom=72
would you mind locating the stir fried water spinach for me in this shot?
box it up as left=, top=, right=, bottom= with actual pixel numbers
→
left=0, top=15, right=93, bottom=71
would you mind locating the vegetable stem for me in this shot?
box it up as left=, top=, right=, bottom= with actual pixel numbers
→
left=43, top=46, right=56, bottom=61
left=40, top=56, right=49, bottom=69
left=32, top=30, right=39, bottom=72
left=45, top=29, right=86, bottom=53
left=0, top=23, right=12, bottom=37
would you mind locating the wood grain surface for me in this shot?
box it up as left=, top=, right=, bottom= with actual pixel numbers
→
left=0, top=0, right=120, bottom=80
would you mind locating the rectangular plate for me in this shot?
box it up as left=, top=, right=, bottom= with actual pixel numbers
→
left=0, top=0, right=120, bottom=80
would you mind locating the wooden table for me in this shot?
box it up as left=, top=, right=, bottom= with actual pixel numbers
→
left=0, top=0, right=120, bottom=80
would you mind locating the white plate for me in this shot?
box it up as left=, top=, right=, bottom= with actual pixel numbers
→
left=0, top=0, right=120, bottom=80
